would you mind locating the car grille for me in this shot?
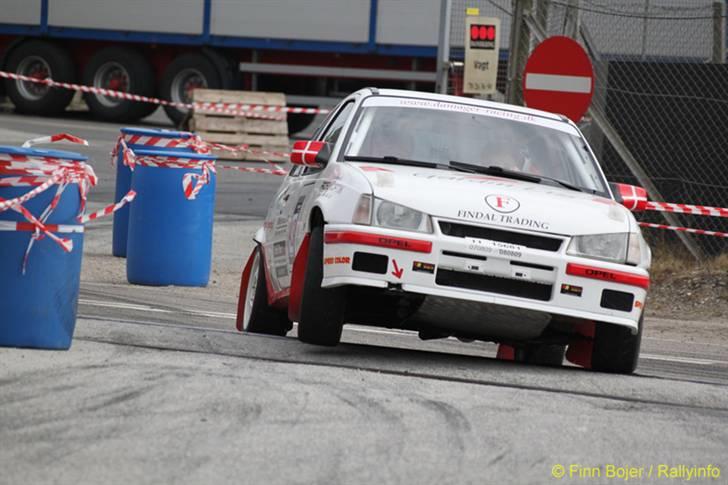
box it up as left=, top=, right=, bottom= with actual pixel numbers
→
left=436, top=269, right=553, bottom=301
left=438, top=221, right=563, bottom=252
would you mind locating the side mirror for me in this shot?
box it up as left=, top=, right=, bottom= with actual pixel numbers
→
left=290, top=140, right=332, bottom=167
left=610, top=182, right=648, bottom=211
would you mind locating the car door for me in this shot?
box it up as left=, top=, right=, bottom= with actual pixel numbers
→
left=274, top=100, right=356, bottom=292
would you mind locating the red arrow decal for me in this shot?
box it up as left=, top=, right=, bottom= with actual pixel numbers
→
left=391, top=259, right=404, bottom=279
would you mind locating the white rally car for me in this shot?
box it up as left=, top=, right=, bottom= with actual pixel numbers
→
left=236, top=88, right=651, bottom=374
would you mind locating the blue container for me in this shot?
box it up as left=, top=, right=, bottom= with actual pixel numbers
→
left=126, top=148, right=216, bottom=287
left=0, top=146, right=87, bottom=350
left=112, top=128, right=195, bottom=258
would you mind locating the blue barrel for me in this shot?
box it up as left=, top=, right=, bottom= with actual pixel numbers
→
left=0, top=146, right=87, bottom=350
left=126, top=148, right=216, bottom=287
left=112, top=128, right=195, bottom=258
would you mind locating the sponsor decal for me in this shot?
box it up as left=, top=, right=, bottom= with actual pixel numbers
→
left=324, top=256, right=351, bottom=265
left=412, top=172, right=515, bottom=186
left=485, top=194, right=520, bottom=214
left=412, top=261, right=435, bottom=274
left=457, top=210, right=550, bottom=230
left=561, top=283, right=583, bottom=297
left=272, top=241, right=286, bottom=258
left=275, top=265, right=289, bottom=278
left=634, top=300, right=643, bottom=309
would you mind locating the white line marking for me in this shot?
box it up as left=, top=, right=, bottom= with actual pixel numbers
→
left=78, top=298, right=235, bottom=320
left=640, top=353, right=725, bottom=366
left=525, top=73, right=592, bottom=93
left=78, top=298, right=728, bottom=366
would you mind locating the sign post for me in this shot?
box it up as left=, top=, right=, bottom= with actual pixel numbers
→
left=522, top=36, right=594, bottom=123
left=463, top=16, right=501, bottom=95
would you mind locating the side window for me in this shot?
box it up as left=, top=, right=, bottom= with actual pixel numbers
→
left=320, top=101, right=355, bottom=145
left=301, top=101, right=354, bottom=176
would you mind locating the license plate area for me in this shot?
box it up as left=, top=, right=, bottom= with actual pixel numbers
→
left=466, top=237, right=525, bottom=259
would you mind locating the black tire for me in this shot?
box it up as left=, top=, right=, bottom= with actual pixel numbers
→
left=515, top=344, right=565, bottom=367
left=297, top=224, right=346, bottom=346
left=160, top=52, right=223, bottom=125
left=82, top=47, right=156, bottom=122
left=590, top=316, right=643, bottom=374
left=5, top=40, right=75, bottom=115
left=242, top=246, right=291, bottom=336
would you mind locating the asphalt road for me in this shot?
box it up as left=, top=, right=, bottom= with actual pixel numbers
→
left=1, top=109, right=727, bottom=484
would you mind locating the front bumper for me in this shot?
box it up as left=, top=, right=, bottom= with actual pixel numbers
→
left=322, top=223, right=648, bottom=335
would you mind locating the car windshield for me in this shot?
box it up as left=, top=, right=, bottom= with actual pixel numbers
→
left=344, top=97, right=608, bottom=194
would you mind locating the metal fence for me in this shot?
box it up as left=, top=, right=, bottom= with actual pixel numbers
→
left=443, top=0, right=728, bottom=257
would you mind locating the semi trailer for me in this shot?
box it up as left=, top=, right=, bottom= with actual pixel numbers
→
left=0, top=0, right=488, bottom=132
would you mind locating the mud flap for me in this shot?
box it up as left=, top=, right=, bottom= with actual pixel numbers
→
left=496, top=344, right=516, bottom=361
left=565, top=322, right=596, bottom=369
left=235, top=247, right=258, bottom=331
left=288, top=233, right=310, bottom=323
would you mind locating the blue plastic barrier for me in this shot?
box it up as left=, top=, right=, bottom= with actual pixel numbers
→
left=112, top=128, right=195, bottom=258
left=0, top=146, right=87, bottom=350
left=126, top=148, right=216, bottom=287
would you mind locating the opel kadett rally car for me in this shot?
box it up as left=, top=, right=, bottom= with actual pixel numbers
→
left=236, top=88, right=651, bottom=374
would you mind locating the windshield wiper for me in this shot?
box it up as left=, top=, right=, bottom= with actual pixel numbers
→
left=344, top=155, right=444, bottom=169
left=448, top=161, right=541, bottom=183
left=344, top=155, right=484, bottom=174
left=448, top=161, right=589, bottom=193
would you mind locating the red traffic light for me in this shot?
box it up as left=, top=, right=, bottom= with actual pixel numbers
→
left=470, top=24, right=497, bottom=41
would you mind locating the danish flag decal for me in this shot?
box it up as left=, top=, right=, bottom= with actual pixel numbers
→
left=290, top=140, right=324, bottom=166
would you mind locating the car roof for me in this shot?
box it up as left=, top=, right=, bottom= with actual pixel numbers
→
left=357, top=87, right=568, bottom=123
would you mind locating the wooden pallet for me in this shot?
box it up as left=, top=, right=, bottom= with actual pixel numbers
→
left=191, top=88, right=289, bottom=161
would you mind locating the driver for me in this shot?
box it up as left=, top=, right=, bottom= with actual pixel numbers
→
left=367, top=115, right=415, bottom=159
left=479, top=123, right=524, bottom=171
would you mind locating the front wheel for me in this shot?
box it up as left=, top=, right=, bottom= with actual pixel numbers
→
left=590, top=316, right=643, bottom=374
left=237, top=246, right=291, bottom=336
left=297, top=224, right=346, bottom=346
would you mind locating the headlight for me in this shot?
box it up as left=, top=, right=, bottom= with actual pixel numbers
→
left=352, top=195, right=432, bottom=233
left=567, top=233, right=629, bottom=264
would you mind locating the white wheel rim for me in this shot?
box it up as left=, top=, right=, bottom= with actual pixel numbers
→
left=242, top=250, right=260, bottom=331
left=16, top=56, right=51, bottom=101
left=93, top=61, right=130, bottom=108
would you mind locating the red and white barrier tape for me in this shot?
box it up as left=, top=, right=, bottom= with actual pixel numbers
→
left=644, top=201, right=728, bottom=219
left=0, top=70, right=329, bottom=119
left=78, top=191, right=137, bottom=224
left=0, top=133, right=136, bottom=271
left=217, top=165, right=287, bottom=176
left=111, top=133, right=288, bottom=172
left=0, top=220, right=84, bottom=233
left=22, top=133, right=89, bottom=148
left=639, top=222, right=728, bottom=239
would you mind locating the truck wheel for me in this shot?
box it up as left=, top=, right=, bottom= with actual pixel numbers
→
left=515, top=344, right=565, bottom=367
left=5, top=40, right=75, bottom=115
left=297, top=224, right=346, bottom=346
left=160, top=52, right=223, bottom=125
left=590, top=316, right=643, bottom=374
left=238, top=246, right=291, bottom=336
left=82, top=47, right=156, bottom=122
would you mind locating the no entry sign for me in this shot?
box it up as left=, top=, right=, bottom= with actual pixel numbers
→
left=522, top=36, right=594, bottom=123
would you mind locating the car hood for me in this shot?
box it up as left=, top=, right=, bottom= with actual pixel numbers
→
left=347, top=162, right=632, bottom=236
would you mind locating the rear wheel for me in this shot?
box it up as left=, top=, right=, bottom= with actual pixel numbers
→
left=240, top=246, right=291, bottom=336
left=5, top=40, right=75, bottom=115
left=82, top=47, right=156, bottom=122
left=160, top=52, right=224, bottom=125
left=297, top=224, right=346, bottom=346
left=591, top=316, right=643, bottom=374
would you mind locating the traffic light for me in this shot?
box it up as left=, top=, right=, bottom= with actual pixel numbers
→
left=469, top=24, right=497, bottom=49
